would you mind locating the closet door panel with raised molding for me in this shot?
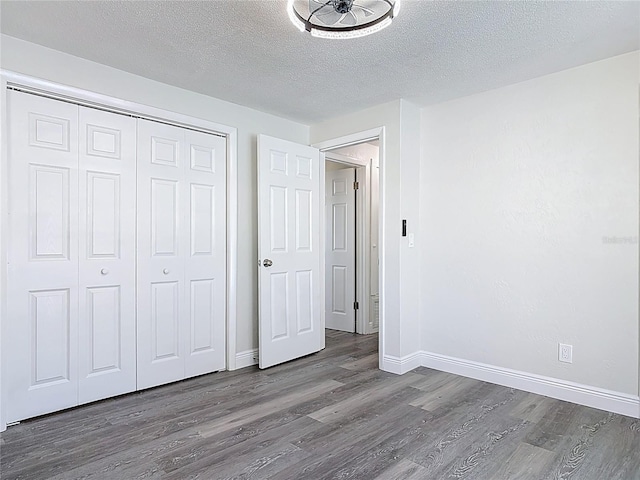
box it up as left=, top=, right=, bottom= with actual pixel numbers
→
left=137, top=119, right=187, bottom=390
left=184, top=130, right=226, bottom=377
left=5, top=91, right=80, bottom=422
left=78, top=106, right=137, bottom=404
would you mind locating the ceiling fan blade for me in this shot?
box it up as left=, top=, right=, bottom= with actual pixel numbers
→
left=354, top=0, right=381, bottom=8
left=353, top=3, right=376, bottom=17
left=340, top=11, right=358, bottom=26
left=315, top=8, right=343, bottom=26
left=308, top=0, right=334, bottom=18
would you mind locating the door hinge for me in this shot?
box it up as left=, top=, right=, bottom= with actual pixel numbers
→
left=354, top=301, right=359, bottom=310
left=353, top=181, right=359, bottom=190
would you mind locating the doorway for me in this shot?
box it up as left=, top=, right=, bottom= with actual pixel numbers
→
left=256, top=132, right=381, bottom=371
left=323, top=140, right=380, bottom=337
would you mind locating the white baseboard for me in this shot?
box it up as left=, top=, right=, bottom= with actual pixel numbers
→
left=420, top=350, right=640, bottom=419
left=235, top=349, right=259, bottom=370
left=240, top=347, right=638, bottom=418
left=382, top=352, right=423, bottom=375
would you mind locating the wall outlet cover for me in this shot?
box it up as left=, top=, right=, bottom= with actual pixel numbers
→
left=559, top=343, right=573, bottom=364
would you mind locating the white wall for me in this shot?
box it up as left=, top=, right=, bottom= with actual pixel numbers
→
left=311, top=99, right=423, bottom=367
left=399, top=101, right=422, bottom=357
left=420, top=52, right=639, bottom=396
left=0, top=35, right=310, bottom=356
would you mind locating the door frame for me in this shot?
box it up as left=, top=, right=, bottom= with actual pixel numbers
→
left=0, top=70, right=239, bottom=432
left=313, top=127, right=385, bottom=351
left=324, top=151, right=374, bottom=335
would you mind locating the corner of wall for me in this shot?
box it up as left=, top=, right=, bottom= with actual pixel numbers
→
left=381, top=351, right=423, bottom=375
left=398, top=99, right=422, bottom=358
left=235, top=348, right=259, bottom=370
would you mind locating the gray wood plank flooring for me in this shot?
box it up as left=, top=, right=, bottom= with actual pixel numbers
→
left=1, top=330, right=638, bottom=479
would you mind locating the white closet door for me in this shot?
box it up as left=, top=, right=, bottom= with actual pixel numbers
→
left=137, top=121, right=226, bottom=389
left=184, top=130, right=226, bottom=377
left=137, top=120, right=187, bottom=389
left=78, top=107, right=137, bottom=404
left=5, top=91, right=80, bottom=422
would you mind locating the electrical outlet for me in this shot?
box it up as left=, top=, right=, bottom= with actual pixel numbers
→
left=558, top=343, right=573, bottom=364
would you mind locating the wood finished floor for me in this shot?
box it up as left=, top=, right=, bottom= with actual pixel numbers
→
left=1, top=330, right=639, bottom=480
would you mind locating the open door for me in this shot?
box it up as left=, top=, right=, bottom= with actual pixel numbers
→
left=257, top=135, right=324, bottom=368
left=325, top=166, right=356, bottom=332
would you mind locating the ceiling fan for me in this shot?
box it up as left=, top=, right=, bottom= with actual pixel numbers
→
left=287, top=0, right=401, bottom=39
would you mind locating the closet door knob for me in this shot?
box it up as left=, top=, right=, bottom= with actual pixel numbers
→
left=163, top=268, right=170, bottom=275
left=263, top=259, right=273, bottom=267
left=100, top=268, right=109, bottom=275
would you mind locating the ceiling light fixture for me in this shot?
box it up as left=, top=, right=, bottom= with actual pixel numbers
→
left=287, top=0, right=400, bottom=39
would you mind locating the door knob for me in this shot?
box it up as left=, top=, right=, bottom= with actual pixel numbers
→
left=163, top=268, right=170, bottom=275
left=100, top=268, right=109, bottom=275
left=263, top=259, right=273, bottom=267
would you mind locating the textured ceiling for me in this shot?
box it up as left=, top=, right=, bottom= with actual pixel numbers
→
left=1, top=1, right=638, bottom=124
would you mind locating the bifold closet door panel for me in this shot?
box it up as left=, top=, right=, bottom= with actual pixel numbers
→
left=137, top=120, right=227, bottom=390
left=136, top=119, right=188, bottom=390
left=78, top=107, right=137, bottom=404
left=184, top=130, right=227, bottom=377
left=5, top=91, right=80, bottom=422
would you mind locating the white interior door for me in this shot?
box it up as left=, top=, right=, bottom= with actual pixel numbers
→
left=137, top=120, right=226, bottom=390
left=5, top=91, right=80, bottom=422
left=325, top=167, right=356, bottom=332
left=257, top=134, right=323, bottom=369
left=78, top=106, right=137, bottom=404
